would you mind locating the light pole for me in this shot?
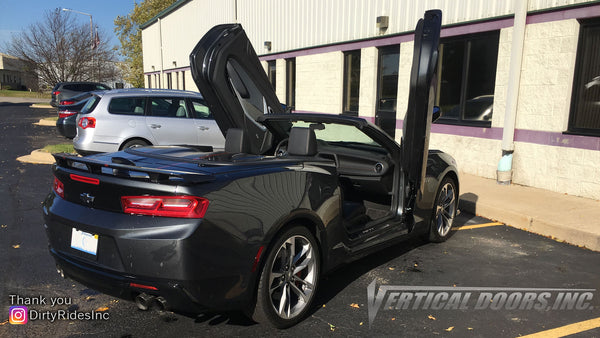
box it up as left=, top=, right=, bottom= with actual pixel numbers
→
left=61, top=8, right=93, bottom=49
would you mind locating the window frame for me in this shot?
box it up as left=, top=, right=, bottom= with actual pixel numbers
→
left=567, top=18, right=600, bottom=137
left=267, top=60, right=276, bottom=90
left=286, top=58, right=296, bottom=110
left=434, top=30, right=500, bottom=128
left=342, top=49, right=361, bottom=116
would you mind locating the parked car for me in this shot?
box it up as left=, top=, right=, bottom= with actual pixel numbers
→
left=50, top=82, right=111, bottom=107
left=56, top=92, right=95, bottom=139
left=72, top=88, right=225, bottom=155
left=43, top=11, right=452, bottom=328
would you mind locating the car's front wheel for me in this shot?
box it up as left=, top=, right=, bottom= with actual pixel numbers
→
left=251, top=226, right=320, bottom=328
left=428, top=177, right=457, bottom=242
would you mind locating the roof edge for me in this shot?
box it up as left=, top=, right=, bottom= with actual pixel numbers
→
left=140, top=0, right=190, bottom=30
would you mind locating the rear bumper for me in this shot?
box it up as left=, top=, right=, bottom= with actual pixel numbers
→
left=56, top=118, right=77, bottom=139
left=50, top=247, right=209, bottom=313
left=42, top=193, right=259, bottom=313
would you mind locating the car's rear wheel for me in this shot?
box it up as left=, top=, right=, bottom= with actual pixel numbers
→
left=251, top=226, right=320, bottom=328
left=428, top=177, right=457, bottom=242
left=122, top=139, right=149, bottom=150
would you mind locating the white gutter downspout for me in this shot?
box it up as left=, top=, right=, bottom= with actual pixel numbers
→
left=497, top=0, right=528, bottom=184
left=159, top=17, right=164, bottom=89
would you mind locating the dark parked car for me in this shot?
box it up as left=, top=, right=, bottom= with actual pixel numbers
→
left=50, top=82, right=111, bottom=107
left=56, top=92, right=95, bottom=139
left=43, top=11, right=454, bottom=328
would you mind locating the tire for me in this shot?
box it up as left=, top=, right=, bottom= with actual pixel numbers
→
left=251, top=226, right=320, bottom=328
left=428, top=177, right=458, bottom=243
left=121, top=139, right=149, bottom=150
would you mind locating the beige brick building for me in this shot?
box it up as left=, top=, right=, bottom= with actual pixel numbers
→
left=141, top=0, right=600, bottom=200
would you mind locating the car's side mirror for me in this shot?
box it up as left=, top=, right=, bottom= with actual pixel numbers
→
left=432, top=106, right=442, bottom=122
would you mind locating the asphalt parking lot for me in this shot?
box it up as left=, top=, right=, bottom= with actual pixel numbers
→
left=1, top=100, right=599, bottom=337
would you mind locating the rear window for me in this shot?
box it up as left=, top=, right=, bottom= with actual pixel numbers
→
left=149, top=97, right=190, bottom=118
left=191, top=98, right=212, bottom=119
left=108, top=97, right=146, bottom=115
left=80, top=95, right=101, bottom=114
left=63, top=84, right=78, bottom=91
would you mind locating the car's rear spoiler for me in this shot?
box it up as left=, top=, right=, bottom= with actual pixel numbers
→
left=53, top=153, right=215, bottom=184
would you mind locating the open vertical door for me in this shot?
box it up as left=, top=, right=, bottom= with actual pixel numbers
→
left=401, top=10, right=442, bottom=216
left=189, top=24, right=285, bottom=154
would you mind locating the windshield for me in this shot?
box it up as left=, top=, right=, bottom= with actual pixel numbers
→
left=283, top=120, right=385, bottom=152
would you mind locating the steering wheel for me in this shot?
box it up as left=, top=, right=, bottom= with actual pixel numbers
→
left=275, top=138, right=289, bottom=157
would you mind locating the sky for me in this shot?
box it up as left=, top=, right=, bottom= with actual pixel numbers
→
left=0, top=0, right=138, bottom=54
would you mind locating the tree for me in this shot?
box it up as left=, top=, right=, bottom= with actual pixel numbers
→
left=114, top=0, right=177, bottom=88
left=7, top=9, right=119, bottom=89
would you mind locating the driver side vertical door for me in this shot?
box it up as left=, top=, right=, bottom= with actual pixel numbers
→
left=189, top=24, right=285, bottom=154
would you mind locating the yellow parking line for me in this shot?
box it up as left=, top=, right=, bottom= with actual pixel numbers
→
left=455, top=222, right=504, bottom=230
left=518, top=317, right=600, bottom=338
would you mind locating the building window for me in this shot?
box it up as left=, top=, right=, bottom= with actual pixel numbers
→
left=286, top=58, right=296, bottom=110
left=166, top=73, right=172, bottom=89
left=435, top=31, right=500, bottom=127
left=147, top=75, right=152, bottom=88
left=175, top=72, right=180, bottom=90
left=182, top=71, right=186, bottom=90
left=267, top=60, right=276, bottom=90
left=376, top=45, right=400, bottom=137
left=569, top=19, right=600, bottom=136
left=342, top=50, right=361, bottom=115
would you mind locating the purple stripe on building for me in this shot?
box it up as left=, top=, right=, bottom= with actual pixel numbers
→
left=527, top=4, right=600, bottom=24
left=427, top=123, right=600, bottom=151
left=293, top=111, right=600, bottom=151
left=514, top=129, right=600, bottom=151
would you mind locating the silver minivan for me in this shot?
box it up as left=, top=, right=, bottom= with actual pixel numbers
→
left=73, top=89, right=225, bottom=155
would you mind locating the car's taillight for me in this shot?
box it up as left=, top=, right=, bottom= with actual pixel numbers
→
left=53, top=177, right=64, bottom=198
left=121, top=196, right=209, bottom=218
left=78, top=117, right=96, bottom=129
left=58, top=111, right=76, bottom=118
left=60, top=100, right=75, bottom=105
left=52, top=90, right=60, bottom=96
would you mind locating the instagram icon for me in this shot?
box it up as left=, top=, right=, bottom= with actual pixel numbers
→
left=9, top=306, right=28, bottom=325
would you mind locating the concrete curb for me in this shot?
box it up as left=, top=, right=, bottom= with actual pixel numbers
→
left=458, top=195, right=600, bottom=251
left=16, top=150, right=55, bottom=165
left=35, top=119, right=56, bottom=126
left=31, top=103, right=52, bottom=108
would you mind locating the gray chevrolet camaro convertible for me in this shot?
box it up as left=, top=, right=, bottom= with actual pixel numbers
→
left=42, top=10, right=458, bottom=328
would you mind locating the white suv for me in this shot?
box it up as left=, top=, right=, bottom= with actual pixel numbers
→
left=73, top=89, right=225, bottom=155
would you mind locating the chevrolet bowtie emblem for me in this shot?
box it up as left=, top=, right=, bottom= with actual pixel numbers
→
left=80, top=193, right=95, bottom=206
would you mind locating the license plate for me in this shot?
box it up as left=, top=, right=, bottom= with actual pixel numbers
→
left=70, top=228, right=98, bottom=255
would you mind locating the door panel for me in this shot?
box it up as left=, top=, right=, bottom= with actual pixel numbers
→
left=189, top=98, right=225, bottom=149
left=145, top=97, right=198, bottom=146
left=401, top=10, right=442, bottom=211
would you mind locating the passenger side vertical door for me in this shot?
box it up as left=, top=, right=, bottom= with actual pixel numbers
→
left=188, top=98, right=225, bottom=149
left=145, top=97, right=199, bottom=146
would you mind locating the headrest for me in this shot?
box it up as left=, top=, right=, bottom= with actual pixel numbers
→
left=287, top=127, right=317, bottom=156
left=225, top=128, right=249, bottom=153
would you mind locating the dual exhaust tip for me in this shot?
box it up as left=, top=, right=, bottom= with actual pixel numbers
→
left=56, top=265, right=168, bottom=312
left=135, top=293, right=168, bottom=311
